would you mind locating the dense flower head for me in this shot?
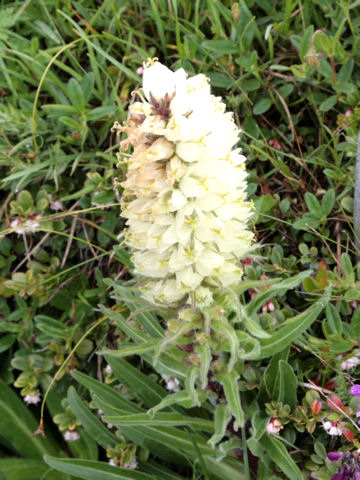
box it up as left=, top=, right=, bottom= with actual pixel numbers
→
left=328, top=450, right=360, bottom=480
left=116, top=59, right=254, bottom=307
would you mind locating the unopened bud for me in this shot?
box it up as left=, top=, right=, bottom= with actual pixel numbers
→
left=310, top=398, right=322, bottom=416
left=343, top=429, right=355, bottom=442
left=231, top=3, right=240, bottom=21
left=326, top=394, right=344, bottom=412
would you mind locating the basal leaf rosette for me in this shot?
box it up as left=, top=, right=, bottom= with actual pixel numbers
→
left=115, top=59, right=254, bottom=309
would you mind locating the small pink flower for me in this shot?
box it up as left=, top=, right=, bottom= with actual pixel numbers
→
left=242, top=257, right=252, bottom=267
left=322, top=420, right=342, bottom=436
left=269, top=138, right=281, bottom=150
left=266, top=418, right=283, bottom=434
left=162, top=374, right=180, bottom=392
left=345, top=109, right=353, bottom=118
left=24, top=390, right=41, bottom=405
left=262, top=300, right=275, bottom=313
left=123, top=456, right=137, bottom=470
left=340, top=355, right=360, bottom=371
left=136, top=66, right=144, bottom=76
left=63, top=429, right=80, bottom=441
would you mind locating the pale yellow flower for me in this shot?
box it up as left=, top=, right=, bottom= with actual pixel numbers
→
left=116, top=60, right=254, bottom=307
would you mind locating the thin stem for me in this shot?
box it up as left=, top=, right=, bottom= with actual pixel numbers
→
left=35, top=314, right=108, bottom=436
left=354, top=129, right=360, bottom=255
left=241, top=425, right=251, bottom=480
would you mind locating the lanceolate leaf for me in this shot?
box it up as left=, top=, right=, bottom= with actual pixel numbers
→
left=139, top=461, right=186, bottom=480
left=255, top=290, right=330, bottom=359
left=44, top=456, right=157, bottom=480
left=103, top=412, right=214, bottom=432
left=71, top=370, right=141, bottom=414
left=245, top=270, right=312, bottom=316
left=147, top=390, right=209, bottom=415
left=0, top=379, right=60, bottom=459
left=67, top=386, right=118, bottom=449
left=184, top=366, right=200, bottom=406
left=104, top=356, right=171, bottom=409
left=208, top=404, right=232, bottom=447
left=0, top=459, right=64, bottom=480
left=260, top=435, right=303, bottom=480
left=101, top=340, right=160, bottom=358
left=100, top=307, right=187, bottom=378
left=215, top=370, right=244, bottom=430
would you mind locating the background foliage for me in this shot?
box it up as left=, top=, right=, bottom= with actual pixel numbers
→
left=1, top=1, right=360, bottom=479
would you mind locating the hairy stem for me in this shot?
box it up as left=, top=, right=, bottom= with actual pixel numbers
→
left=354, top=130, right=360, bottom=254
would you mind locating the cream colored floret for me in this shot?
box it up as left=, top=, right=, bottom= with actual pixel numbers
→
left=117, top=60, right=254, bottom=307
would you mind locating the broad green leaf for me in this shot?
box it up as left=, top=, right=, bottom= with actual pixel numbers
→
left=264, top=355, right=296, bottom=407
left=87, top=106, right=117, bottom=121
left=241, top=310, right=271, bottom=339
left=351, top=309, right=360, bottom=338
left=105, top=356, right=169, bottom=409
left=205, top=72, right=234, bottom=88
left=313, top=31, right=333, bottom=56
left=46, top=387, right=98, bottom=461
left=81, top=72, right=95, bottom=104
left=208, top=404, right=232, bottom=447
left=321, top=189, right=335, bottom=216
left=41, top=104, right=77, bottom=115
left=34, top=315, right=71, bottom=339
left=59, top=116, right=81, bottom=130
left=71, top=370, right=141, bottom=414
left=122, top=426, right=213, bottom=456
left=0, top=379, right=60, bottom=459
left=305, top=192, right=322, bottom=218
left=278, top=360, right=297, bottom=408
left=103, top=412, right=214, bottom=432
left=245, top=270, right=312, bottom=316
left=140, top=461, right=186, bottom=480
left=197, top=343, right=211, bottom=389
left=329, top=340, right=353, bottom=353
left=325, top=303, right=343, bottom=337
left=236, top=331, right=261, bottom=359
left=338, top=58, right=354, bottom=84
left=319, top=95, right=337, bottom=112
left=299, top=25, right=314, bottom=61
left=0, top=459, right=64, bottom=480
left=256, top=290, right=330, bottom=359
left=101, top=306, right=187, bottom=379
left=67, top=387, right=118, bottom=449
left=264, top=349, right=289, bottom=402
left=250, top=411, right=269, bottom=442
left=253, top=98, right=272, bottom=115
left=0, top=333, right=16, bottom=353
left=341, top=253, right=354, bottom=280
left=213, top=320, right=240, bottom=370
left=184, top=366, right=200, bottom=406
left=216, top=370, right=244, bottom=430
left=260, top=435, right=303, bottom=480
left=72, top=372, right=187, bottom=464
left=101, top=340, right=160, bottom=358
left=44, top=456, right=156, bottom=480
left=147, top=390, right=209, bottom=415
left=67, top=78, right=86, bottom=111
left=202, top=39, right=239, bottom=54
